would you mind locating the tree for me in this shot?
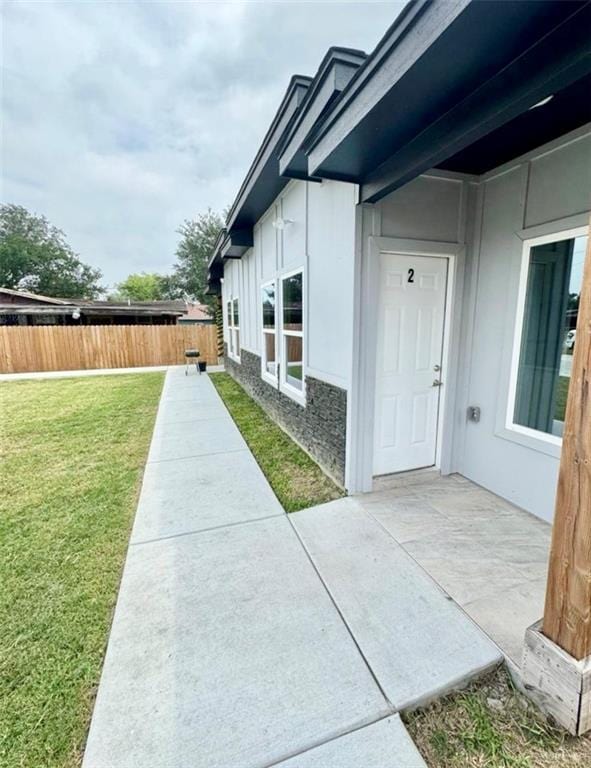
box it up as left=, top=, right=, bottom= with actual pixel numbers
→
left=0, top=204, right=103, bottom=298
left=112, top=272, right=178, bottom=302
left=171, top=208, right=224, bottom=303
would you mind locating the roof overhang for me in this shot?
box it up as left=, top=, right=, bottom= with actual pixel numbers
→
left=225, top=75, right=312, bottom=236
left=278, top=47, right=366, bottom=179
left=305, top=0, right=591, bottom=202
left=206, top=226, right=255, bottom=293
left=0, top=287, right=73, bottom=305
left=220, top=229, right=253, bottom=259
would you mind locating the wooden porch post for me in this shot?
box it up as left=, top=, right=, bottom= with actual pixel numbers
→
left=542, top=221, right=591, bottom=661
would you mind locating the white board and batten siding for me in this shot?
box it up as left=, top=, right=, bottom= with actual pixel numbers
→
left=222, top=178, right=358, bottom=386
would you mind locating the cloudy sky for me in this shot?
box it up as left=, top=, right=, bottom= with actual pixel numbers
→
left=2, top=1, right=404, bottom=289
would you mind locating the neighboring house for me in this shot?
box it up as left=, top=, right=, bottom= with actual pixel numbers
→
left=178, top=302, right=214, bottom=325
left=209, top=0, right=591, bottom=525
left=0, top=288, right=188, bottom=325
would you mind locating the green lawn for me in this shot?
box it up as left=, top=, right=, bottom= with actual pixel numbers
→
left=405, top=667, right=591, bottom=767
left=0, top=373, right=164, bottom=768
left=210, top=373, right=344, bottom=512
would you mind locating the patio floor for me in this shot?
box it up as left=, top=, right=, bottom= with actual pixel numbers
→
left=354, top=470, right=551, bottom=667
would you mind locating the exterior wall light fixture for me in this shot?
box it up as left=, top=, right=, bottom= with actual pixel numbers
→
left=272, top=218, right=294, bottom=230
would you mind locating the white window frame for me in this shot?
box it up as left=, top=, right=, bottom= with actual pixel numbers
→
left=261, top=280, right=278, bottom=386
left=227, top=296, right=240, bottom=363
left=279, top=267, right=305, bottom=405
left=505, top=224, right=588, bottom=449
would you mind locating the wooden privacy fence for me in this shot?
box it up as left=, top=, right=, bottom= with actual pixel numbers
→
left=0, top=324, right=219, bottom=374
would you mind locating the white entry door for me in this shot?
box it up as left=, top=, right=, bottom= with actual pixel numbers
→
left=373, top=252, right=448, bottom=476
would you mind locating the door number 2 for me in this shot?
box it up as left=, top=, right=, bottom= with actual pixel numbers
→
left=407, top=268, right=415, bottom=283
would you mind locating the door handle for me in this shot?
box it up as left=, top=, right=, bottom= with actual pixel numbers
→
left=432, top=379, right=443, bottom=387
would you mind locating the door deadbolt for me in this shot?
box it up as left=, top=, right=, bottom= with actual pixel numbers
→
left=433, top=364, right=441, bottom=372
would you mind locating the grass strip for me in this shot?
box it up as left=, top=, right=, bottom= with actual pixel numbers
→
left=210, top=372, right=344, bottom=513
left=404, top=667, right=591, bottom=767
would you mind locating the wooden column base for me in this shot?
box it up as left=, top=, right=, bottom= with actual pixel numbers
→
left=522, top=621, right=591, bottom=735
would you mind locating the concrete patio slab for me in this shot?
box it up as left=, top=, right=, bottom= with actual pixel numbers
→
left=463, top=580, right=546, bottom=664
left=401, top=539, right=527, bottom=605
left=83, top=516, right=391, bottom=768
left=147, top=415, right=246, bottom=462
left=131, top=450, right=283, bottom=542
left=292, top=497, right=502, bottom=710
left=355, top=473, right=551, bottom=667
left=274, top=715, right=426, bottom=767
left=362, top=496, right=458, bottom=544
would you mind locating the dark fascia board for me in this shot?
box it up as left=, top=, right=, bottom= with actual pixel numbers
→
left=207, top=227, right=227, bottom=270
left=278, top=47, right=367, bottom=178
left=225, top=75, right=312, bottom=233
left=306, top=0, right=591, bottom=186
left=305, top=0, right=441, bottom=176
left=220, top=228, right=253, bottom=259
left=360, top=2, right=591, bottom=201
left=208, top=260, right=223, bottom=281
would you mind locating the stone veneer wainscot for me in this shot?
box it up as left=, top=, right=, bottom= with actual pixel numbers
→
left=224, top=347, right=347, bottom=486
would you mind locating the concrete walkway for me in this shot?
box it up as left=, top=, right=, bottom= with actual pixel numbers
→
left=83, top=368, right=500, bottom=768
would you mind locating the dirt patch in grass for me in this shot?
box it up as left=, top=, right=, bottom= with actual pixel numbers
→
left=210, top=372, right=344, bottom=512
left=0, top=373, right=164, bottom=768
left=404, top=667, right=591, bottom=767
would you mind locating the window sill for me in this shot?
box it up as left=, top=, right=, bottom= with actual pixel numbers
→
left=494, top=424, right=561, bottom=459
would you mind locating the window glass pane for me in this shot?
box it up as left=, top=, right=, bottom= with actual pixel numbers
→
left=285, top=335, right=303, bottom=390
left=514, top=234, right=587, bottom=437
left=233, top=328, right=240, bottom=356
left=262, top=284, right=275, bottom=329
left=283, top=273, right=302, bottom=331
left=233, top=298, right=239, bottom=327
left=227, top=301, right=232, bottom=328
left=264, top=332, right=276, bottom=377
